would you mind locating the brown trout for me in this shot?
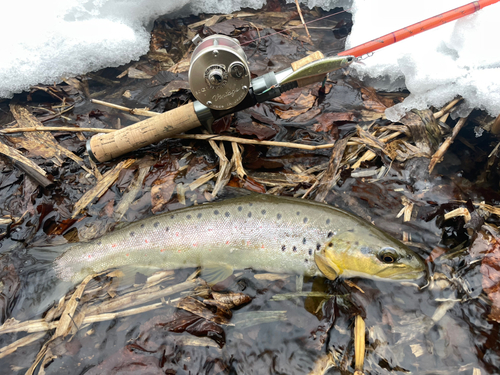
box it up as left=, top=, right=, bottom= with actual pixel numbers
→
left=54, top=194, right=425, bottom=284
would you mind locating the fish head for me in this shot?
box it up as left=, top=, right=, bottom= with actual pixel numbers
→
left=315, top=225, right=426, bottom=282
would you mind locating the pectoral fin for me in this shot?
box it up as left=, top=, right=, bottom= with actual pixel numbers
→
left=314, top=251, right=342, bottom=280
left=200, top=264, right=234, bottom=286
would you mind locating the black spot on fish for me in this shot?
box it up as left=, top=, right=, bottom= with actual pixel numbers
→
left=249, top=203, right=253, bottom=206
left=197, top=213, right=202, bottom=219
left=97, top=241, right=102, bottom=246
left=308, top=249, right=313, bottom=255
left=303, top=217, right=308, bottom=224
left=166, top=227, right=169, bottom=232
left=130, top=232, right=135, bottom=237
left=248, top=212, right=252, bottom=218
left=354, top=241, right=359, bottom=246
left=328, top=242, right=333, bottom=248
left=305, top=259, right=308, bottom=263
left=277, top=213, right=282, bottom=220
left=347, top=229, right=354, bottom=233
left=238, top=206, right=243, bottom=212
left=326, top=219, right=331, bottom=225
left=141, top=224, right=145, bottom=228
left=154, top=222, right=159, bottom=228
left=327, top=231, right=334, bottom=238
left=225, top=212, right=230, bottom=217
left=171, top=215, right=175, bottom=219
left=261, top=210, right=266, bottom=215
left=186, top=215, right=192, bottom=219
left=282, top=245, right=286, bottom=252
left=214, top=210, right=219, bottom=215
left=293, top=246, right=297, bottom=252
left=302, top=238, right=307, bottom=244
left=316, top=243, right=321, bottom=251
left=296, top=211, right=300, bottom=216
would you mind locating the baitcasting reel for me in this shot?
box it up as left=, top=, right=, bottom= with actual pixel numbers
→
left=189, top=35, right=251, bottom=110
left=87, top=33, right=354, bottom=163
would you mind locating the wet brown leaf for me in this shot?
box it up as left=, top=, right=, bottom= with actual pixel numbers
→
left=272, top=87, right=303, bottom=105
left=360, top=86, right=394, bottom=112
left=480, top=231, right=500, bottom=321
left=153, top=80, right=190, bottom=99
left=151, top=172, right=177, bottom=214
left=140, top=310, right=226, bottom=349
left=313, top=112, right=356, bottom=132
left=274, top=91, right=316, bottom=119
left=206, top=292, right=252, bottom=310
left=294, top=107, right=321, bottom=123
left=208, top=19, right=250, bottom=35
left=177, top=296, right=231, bottom=325
left=235, top=121, right=277, bottom=140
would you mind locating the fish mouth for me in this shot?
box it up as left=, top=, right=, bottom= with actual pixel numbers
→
left=392, top=269, right=427, bottom=280
left=372, top=267, right=426, bottom=281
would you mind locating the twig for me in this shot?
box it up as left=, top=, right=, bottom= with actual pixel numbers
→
left=354, top=315, right=366, bottom=374
left=90, top=99, right=159, bottom=117
left=0, top=127, right=337, bottom=151
left=294, top=0, right=311, bottom=38
left=0, top=332, right=47, bottom=360
left=429, top=117, right=468, bottom=173
left=174, top=134, right=336, bottom=150
left=433, top=97, right=462, bottom=119
left=0, top=126, right=115, bottom=135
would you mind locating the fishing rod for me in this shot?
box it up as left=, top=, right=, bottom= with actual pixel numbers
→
left=87, top=0, right=500, bottom=163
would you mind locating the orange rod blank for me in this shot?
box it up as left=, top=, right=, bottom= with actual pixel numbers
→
left=339, top=0, right=500, bottom=58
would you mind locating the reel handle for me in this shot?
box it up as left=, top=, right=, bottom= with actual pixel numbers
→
left=87, top=102, right=201, bottom=163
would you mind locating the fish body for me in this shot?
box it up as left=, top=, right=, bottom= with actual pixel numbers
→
left=54, top=194, right=425, bottom=283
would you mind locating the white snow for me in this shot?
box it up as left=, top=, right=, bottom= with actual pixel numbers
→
left=346, top=0, right=500, bottom=120
left=1, top=0, right=499, bottom=121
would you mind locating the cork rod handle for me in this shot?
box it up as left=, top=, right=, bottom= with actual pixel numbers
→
left=87, top=102, right=201, bottom=163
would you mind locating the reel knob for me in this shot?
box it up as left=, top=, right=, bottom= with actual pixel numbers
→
left=189, top=35, right=250, bottom=110
left=205, top=65, right=228, bottom=88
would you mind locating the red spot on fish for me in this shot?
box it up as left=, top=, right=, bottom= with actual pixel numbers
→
left=160, top=249, right=165, bottom=252
left=88, top=255, right=91, bottom=258
left=145, top=239, right=148, bottom=243
left=178, top=250, right=181, bottom=253
left=209, top=249, right=212, bottom=252
left=208, top=228, right=213, bottom=232
left=247, top=241, right=251, bottom=246
left=126, top=253, right=129, bottom=257
left=234, top=226, right=237, bottom=229
left=176, top=232, right=180, bottom=236
left=193, top=243, right=197, bottom=247
left=226, top=241, right=230, bottom=245
left=261, top=244, right=265, bottom=249
left=112, top=244, right=117, bottom=248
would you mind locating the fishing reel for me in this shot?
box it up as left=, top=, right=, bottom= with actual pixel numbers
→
left=189, top=35, right=251, bottom=110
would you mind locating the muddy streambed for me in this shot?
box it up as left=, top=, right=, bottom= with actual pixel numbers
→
left=0, top=3, right=500, bottom=374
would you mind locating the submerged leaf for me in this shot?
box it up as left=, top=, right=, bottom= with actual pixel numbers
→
left=480, top=230, right=500, bottom=322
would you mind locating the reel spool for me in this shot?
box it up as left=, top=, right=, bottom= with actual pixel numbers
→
left=189, top=35, right=251, bottom=110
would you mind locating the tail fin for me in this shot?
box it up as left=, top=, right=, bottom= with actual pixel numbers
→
left=1, top=244, right=73, bottom=322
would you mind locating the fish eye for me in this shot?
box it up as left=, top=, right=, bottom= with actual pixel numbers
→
left=378, top=247, right=398, bottom=264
